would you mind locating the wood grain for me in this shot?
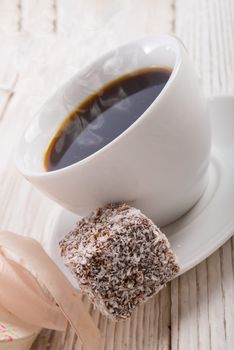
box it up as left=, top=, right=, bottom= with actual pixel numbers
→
left=175, top=0, right=234, bottom=95
left=57, top=0, right=174, bottom=36
left=172, top=1, right=234, bottom=349
left=0, top=0, right=20, bottom=33
left=0, top=0, right=233, bottom=349
left=21, top=0, right=56, bottom=33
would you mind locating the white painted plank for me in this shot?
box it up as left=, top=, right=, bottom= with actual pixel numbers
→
left=0, top=36, right=24, bottom=121
left=21, top=0, right=56, bottom=34
left=172, top=269, right=199, bottom=350
left=171, top=262, right=211, bottom=350
left=0, top=90, right=11, bottom=120
left=157, top=286, right=171, bottom=350
left=173, top=1, right=234, bottom=349
left=196, top=261, right=211, bottom=350
left=171, top=263, right=213, bottom=350
left=175, top=0, right=234, bottom=95
left=0, top=75, right=18, bottom=121
left=57, top=0, right=174, bottom=44
left=219, top=241, right=234, bottom=348
left=171, top=277, right=179, bottom=350
left=0, top=0, right=20, bottom=33
left=206, top=251, right=226, bottom=350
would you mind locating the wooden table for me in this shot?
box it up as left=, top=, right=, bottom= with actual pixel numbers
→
left=0, top=1, right=234, bottom=349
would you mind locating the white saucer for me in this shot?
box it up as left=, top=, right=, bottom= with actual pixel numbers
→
left=47, top=96, right=234, bottom=286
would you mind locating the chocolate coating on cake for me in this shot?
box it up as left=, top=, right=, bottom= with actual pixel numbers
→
left=59, top=204, right=180, bottom=320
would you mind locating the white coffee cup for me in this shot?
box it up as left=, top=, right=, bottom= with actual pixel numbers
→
left=16, top=35, right=211, bottom=226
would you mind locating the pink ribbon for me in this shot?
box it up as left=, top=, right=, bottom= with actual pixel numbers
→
left=0, top=231, right=100, bottom=350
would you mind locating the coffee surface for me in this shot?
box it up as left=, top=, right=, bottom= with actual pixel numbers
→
left=44, top=67, right=171, bottom=171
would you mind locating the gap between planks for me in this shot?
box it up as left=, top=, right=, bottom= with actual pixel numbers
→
left=0, top=74, right=19, bottom=121
left=0, top=0, right=57, bottom=34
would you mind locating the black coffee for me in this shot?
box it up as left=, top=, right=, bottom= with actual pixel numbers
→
left=44, top=67, right=171, bottom=171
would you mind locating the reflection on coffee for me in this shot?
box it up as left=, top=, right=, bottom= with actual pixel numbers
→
left=44, top=67, right=171, bottom=171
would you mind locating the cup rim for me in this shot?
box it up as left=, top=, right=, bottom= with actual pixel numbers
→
left=15, top=34, right=183, bottom=178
